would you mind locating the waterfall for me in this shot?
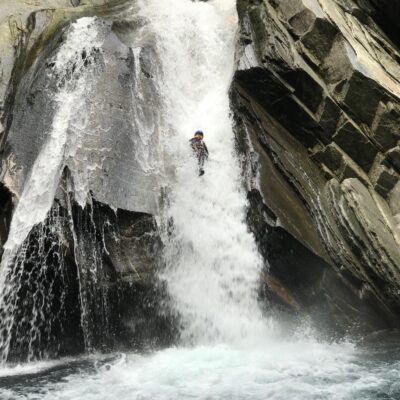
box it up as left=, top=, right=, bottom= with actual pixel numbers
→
left=0, top=17, right=104, bottom=362
left=0, top=2, right=379, bottom=399
left=136, top=0, right=270, bottom=345
left=0, top=0, right=271, bottom=365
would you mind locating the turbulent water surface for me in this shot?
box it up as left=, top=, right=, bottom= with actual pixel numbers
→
left=1, top=339, right=400, bottom=399
left=1, top=0, right=400, bottom=399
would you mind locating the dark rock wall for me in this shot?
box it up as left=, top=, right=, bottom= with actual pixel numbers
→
left=355, top=0, right=400, bottom=50
left=4, top=169, right=174, bottom=361
left=232, top=0, right=400, bottom=334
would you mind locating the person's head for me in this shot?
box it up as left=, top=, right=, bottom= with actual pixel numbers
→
left=194, top=130, right=204, bottom=139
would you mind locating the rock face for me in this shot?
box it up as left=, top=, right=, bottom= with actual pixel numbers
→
left=2, top=0, right=400, bottom=359
left=1, top=0, right=163, bottom=215
left=0, top=0, right=173, bottom=360
left=231, top=0, right=400, bottom=334
left=4, top=169, right=173, bottom=361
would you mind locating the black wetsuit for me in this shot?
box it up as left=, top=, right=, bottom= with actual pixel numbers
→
left=189, top=137, right=209, bottom=175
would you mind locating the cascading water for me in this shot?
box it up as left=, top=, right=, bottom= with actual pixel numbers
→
left=139, top=0, right=270, bottom=345
left=0, top=17, right=104, bottom=362
left=1, top=1, right=400, bottom=399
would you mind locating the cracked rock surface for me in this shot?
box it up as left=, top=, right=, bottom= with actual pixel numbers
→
left=232, top=0, right=400, bottom=334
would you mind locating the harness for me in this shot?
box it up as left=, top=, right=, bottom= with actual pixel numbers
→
left=190, top=138, right=208, bottom=158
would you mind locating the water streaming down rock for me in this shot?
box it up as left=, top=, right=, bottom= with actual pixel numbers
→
left=0, top=0, right=273, bottom=362
left=0, top=17, right=105, bottom=362
left=3, top=2, right=400, bottom=399
left=1, top=204, right=69, bottom=361
left=136, top=0, right=271, bottom=345
left=0, top=6, right=180, bottom=362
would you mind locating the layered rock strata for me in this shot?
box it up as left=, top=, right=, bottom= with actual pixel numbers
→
left=232, top=0, right=400, bottom=333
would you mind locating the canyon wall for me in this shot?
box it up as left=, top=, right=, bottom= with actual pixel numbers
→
left=231, top=0, right=400, bottom=334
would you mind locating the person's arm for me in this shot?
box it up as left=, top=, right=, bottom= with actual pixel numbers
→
left=203, top=142, right=209, bottom=156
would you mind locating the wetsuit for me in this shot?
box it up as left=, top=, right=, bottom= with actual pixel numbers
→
left=189, top=137, right=209, bottom=175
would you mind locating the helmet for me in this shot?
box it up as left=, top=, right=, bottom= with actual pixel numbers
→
left=195, top=130, right=204, bottom=137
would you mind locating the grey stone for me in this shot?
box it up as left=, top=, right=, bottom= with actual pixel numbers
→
left=3, top=18, right=162, bottom=215
left=318, top=96, right=342, bottom=143
left=371, top=102, right=400, bottom=150
left=301, top=18, right=339, bottom=62
left=311, top=143, right=344, bottom=172
left=370, top=162, right=398, bottom=197
left=232, top=0, right=400, bottom=334
left=385, top=146, right=400, bottom=173
left=333, top=118, right=377, bottom=172
left=320, top=38, right=353, bottom=84
left=288, top=9, right=316, bottom=38
left=342, top=71, right=385, bottom=126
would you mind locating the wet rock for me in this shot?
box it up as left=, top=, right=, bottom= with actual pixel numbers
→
left=0, top=0, right=171, bottom=360
left=65, top=193, right=172, bottom=352
left=247, top=187, right=391, bottom=335
left=232, top=0, right=400, bottom=334
left=333, top=117, right=377, bottom=172
left=5, top=169, right=173, bottom=361
left=340, top=71, right=385, bottom=126
left=0, top=0, right=132, bottom=141
left=371, top=102, right=400, bottom=151
left=386, top=146, right=400, bottom=173
left=0, top=182, right=12, bottom=255
left=2, top=4, right=161, bottom=214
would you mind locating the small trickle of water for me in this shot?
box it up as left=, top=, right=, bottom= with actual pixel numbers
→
left=65, top=176, right=111, bottom=352
left=0, top=204, right=68, bottom=362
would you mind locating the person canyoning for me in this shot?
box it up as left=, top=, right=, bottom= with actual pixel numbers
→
left=189, top=130, right=209, bottom=176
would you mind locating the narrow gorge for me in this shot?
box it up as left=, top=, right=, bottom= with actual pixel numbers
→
left=0, top=0, right=399, bottom=399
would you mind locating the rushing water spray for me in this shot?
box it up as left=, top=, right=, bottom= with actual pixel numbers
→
left=138, top=0, right=269, bottom=345
left=1, top=2, right=399, bottom=399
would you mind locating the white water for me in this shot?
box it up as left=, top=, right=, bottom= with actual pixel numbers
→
left=138, top=0, right=269, bottom=345
left=0, top=17, right=103, bottom=362
left=2, top=342, right=400, bottom=400
left=3, top=18, right=102, bottom=256
left=1, top=1, right=397, bottom=399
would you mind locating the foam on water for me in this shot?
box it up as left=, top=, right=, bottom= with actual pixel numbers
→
left=0, top=359, right=66, bottom=378
left=2, top=341, right=399, bottom=400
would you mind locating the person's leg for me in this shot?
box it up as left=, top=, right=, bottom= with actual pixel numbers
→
left=198, top=154, right=205, bottom=176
